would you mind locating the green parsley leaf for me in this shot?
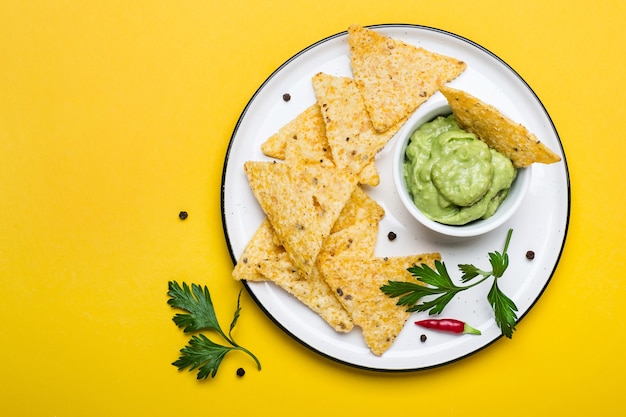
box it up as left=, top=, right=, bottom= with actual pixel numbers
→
left=409, top=261, right=454, bottom=289
left=458, top=263, right=484, bottom=282
left=172, top=334, right=230, bottom=380
left=167, top=281, right=223, bottom=335
left=167, top=281, right=261, bottom=379
left=487, top=280, right=518, bottom=338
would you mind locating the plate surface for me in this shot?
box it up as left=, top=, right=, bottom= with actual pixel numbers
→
left=221, top=24, right=570, bottom=371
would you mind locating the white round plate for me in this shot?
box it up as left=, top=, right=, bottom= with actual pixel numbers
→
left=221, top=24, right=570, bottom=371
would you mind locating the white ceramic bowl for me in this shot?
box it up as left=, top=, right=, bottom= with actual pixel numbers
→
left=392, top=97, right=532, bottom=238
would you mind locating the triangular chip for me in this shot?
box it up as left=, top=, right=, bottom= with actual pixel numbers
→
left=232, top=218, right=354, bottom=332
left=244, top=160, right=358, bottom=277
left=318, top=253, right=441, bottom=356
left=232, top=217, right=279, bottom=283
left=348, top=24, right=466, bottom=133
left=261, top=104, right=331, bottom=163
left=235, top=186, right=383, bottom=282
left=260, top=103, right=380, bottom=185
left=312, top=72, right=403, bottom=178
left=439, top=85, right=561, bottom=168
left=319, top=186, right=384, bottom=263
left=357, top=161, right=380, bottom=187
left=250, top=227, right=355, bottom=333
left=233, top=187, right=384, bottom=332
left=330, top=185, right=384, bottom=233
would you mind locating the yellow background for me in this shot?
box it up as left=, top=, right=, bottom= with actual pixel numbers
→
left=1, top=1, right=624, bottom=415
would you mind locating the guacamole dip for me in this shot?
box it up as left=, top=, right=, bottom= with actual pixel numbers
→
left=403, top=114, right=517, bottom=225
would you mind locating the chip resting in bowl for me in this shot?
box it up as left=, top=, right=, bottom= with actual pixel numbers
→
left=439, top=85, right=561, bottom=167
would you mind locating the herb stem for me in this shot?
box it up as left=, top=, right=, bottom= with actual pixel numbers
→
left=502, top=228, right=513, bottom=254
left=463, top=275, right=491, bottom=288
left=233, top=346, right=262, bottom=370
left=224, top=333, right=262, bottom=370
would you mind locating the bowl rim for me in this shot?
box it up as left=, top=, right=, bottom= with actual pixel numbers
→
left=392, top=96, right=532, bottom=238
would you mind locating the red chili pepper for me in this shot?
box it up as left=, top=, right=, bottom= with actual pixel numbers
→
left=415, top=318, right=481, bottom=335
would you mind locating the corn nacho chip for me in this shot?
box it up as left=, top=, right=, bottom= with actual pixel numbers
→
left=312, top=72, right=402, bottom=178
left=357, top=161, right=380, bottom=187
left=319, top=186, right=384, bottom=263
left=256, top=191, right=382, bottom=333
left=261, top=103, right=380, bottom=186
left=261, top=104, right=331, bottom=163
left=330, top=185, right=384, bottom=233
left=233, top=187, right=384, bottom=332
left=439, top=85, right=561, bottom=168
left=232, top=218, right=354, bottom=332
left=318, top=253, right=441, bottom=356
left=348, top=24, right=466, bottom=133
left=259, top=257, right=355, bottom=332
left=232, top=217, right=278, bottom=283
left=317, top=214, right=381, bottom=265
left=244, top=160, right=358, bottom=278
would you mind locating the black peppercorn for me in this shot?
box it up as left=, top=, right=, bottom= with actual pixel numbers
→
left=387, top=231, right=397, bottom=241
left=282, top=93, right=291, bottom=102
left=178, top=211, right=188, bottom=220
left=526, top=250, right=535, bottom=260
left=420, top=334, right=427, bottom=343
left=236, top=367, right=245, bottom=377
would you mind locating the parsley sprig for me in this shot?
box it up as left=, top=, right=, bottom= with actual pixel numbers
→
left=167, top=281, right=261, bottom=379
left=381, top=229, right=518, bottom=338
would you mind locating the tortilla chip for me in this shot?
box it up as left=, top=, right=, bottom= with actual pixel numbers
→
left=260, top=103, right=380, bottom=185
left=439, top=86, right=561, bottom=168
left=319, top=187, right=384, bottom=264
left=318, top=215, right=381, bottom=265
left=233, top=187, right=384, bottom=332
left=348, top=24, right=466, bottom=133
left=357, top=161, right=380, bottom=186
left=236, top=186, right=382, bottom=281
left=244, top=160, right=358, bottom=278
left=260, top=104, right=330, bottom=162
left=232, top=217, right=278, bottom=282
left=318, top=253, right=441, bottom=356
left=312, top=72, right=402, bottom=178
left=231, top=217, right=354, bottom=332
left=260, top=256, right=355, bottom=332
left=260, top=130, right=288, bottom=160
left=330, top=185, right=384, bottom=233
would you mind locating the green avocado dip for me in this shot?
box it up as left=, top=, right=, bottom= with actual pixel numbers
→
left=403, top=114, right=517, bottom=225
